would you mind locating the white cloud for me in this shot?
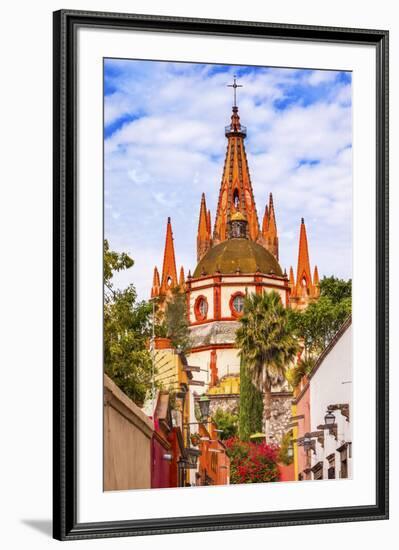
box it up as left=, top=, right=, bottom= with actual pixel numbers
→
left=104, top=61, right=352, bottom=299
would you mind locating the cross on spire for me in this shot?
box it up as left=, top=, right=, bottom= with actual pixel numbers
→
left=227, top=75, right=243, bottom=108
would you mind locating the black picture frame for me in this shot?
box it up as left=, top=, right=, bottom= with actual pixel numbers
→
left=53, top=9, right=389, bottom=541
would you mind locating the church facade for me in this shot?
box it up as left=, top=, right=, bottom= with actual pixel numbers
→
left=150, top=89, right=320, bottom=439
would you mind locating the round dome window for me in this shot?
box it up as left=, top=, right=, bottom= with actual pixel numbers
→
left=230, top=292, right=245, bottom=317
left=194, top=296, right=208, bottom=321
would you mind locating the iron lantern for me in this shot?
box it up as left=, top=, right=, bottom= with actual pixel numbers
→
left=198, top=394, right=210, bottom=421
left=303, top=433, right=312, bottom=447
left=325, top=410, right=336, bottom=426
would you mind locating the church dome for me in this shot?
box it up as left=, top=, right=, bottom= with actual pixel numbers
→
left=193, top=238, right=283, bottom=278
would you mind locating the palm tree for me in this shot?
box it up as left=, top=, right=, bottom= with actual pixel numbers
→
left=236, top=291, right=299, bottom=441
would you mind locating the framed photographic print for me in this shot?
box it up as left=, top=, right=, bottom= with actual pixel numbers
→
left=53, top=10, right=389, bottom=541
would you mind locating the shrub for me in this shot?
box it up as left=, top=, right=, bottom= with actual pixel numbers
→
left=224, top=437, right=280, bottom=484
left=213, top=408, right=238, bottom=440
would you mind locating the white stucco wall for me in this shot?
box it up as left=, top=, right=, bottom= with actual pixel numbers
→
left=189, top=275, right=287, bottom=322
left=186, top=347, right=241, bottom=392
left=188, top=285, right=214, bottom=323
left=220, top=285, right=249, bottom=317
left=309, top=323, right=353, bottom=479
left=186, top=349, right=211, bottom=391
left=215, top=348, right=241, bottom=378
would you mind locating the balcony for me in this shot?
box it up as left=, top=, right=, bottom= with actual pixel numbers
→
left=225, top=124, right=247, bottom=137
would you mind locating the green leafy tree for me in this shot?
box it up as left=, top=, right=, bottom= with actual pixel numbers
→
left=164, top=288, right=191, bottom=352
left=236, top=291, right=299, bottom=440
left=319, top=276, right=352, bottom=304
left=104, top=240, right=154, bottom=406
left=285, top=356, right=315, bottom=388
left=214, top=408, right=239, bottom=440
left=288, top=276, right=351, bottom=357
left=104, top=239, right=134, bottom=287
left=239, top=357, right=264, bottom=441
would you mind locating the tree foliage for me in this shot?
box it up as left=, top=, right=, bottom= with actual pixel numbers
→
left=288, top=276, right=351, bottom=357
left=236, top=291, right=299, bottom=428
left=213, top=408, right=239, bottom=440
left=239, top=357, right=264, bottom=442
left=104, top=240, right=154, bottom=407
left=164, top=289, right=191, bottom=352
left=104, top=239, right=134, bottom=285
left=319, top=276, right=352, bottom=304
left=285, top=356, right=315, bottom=388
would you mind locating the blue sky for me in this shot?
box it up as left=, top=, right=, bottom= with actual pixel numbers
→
left=104, top=59, right=352, bottom=301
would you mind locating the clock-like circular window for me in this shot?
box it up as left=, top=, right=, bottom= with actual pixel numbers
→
left=230, top=292, right=245, bottom=318
left=194, top=295, right=209, bottom=321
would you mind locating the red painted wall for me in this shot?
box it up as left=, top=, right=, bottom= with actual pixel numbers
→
left=278, top=462, right=295, bottom=481
left=151, top=421, right=171, bottom=489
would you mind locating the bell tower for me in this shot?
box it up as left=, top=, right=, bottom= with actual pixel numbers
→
left=213, top=77, right=260, bottom=245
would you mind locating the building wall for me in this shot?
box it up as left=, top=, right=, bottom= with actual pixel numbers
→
left=188, top=275, right=287, bottom=324
left=151, top=432, right=171, bottom=489
left=278, top=462, right=295, bottom=481
left=186, top=346, right=241, bottom=387
left=197, top=423, right=230, bottom=486
left=309, top=323, right=352, bottom=479
left=220, top=284, right=249, bottom=317
left=207, top=390, right=293, bottom=444
left=187, top=284, right=214, bottom=324
left=154, top=344, right=179, bottom=389
left=267, top=393, right=294, bottom=444
left=310, top=325, right=352, bottom=433
left=104, top=375, right=153, bottom=491
left=293, top=381, right=311, bottom=479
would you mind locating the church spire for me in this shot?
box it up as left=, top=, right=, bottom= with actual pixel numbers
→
left=289, top=266, right=295, bottom=295
left=262, top=193, right=279, bottom=259
left=213, top=79, right=260, bottom=244
left=262, top=204, right=269, bottom=236
left=312, top=265, right=320, bottom=298
left=179, top=266, right=185, bottom=289
left=294, top=218, right=314, bottom=302
left=160, top=217, right=178, bottom=295
left=197, top=193, right=212, bottom=261
left=151, top=266, right=160, bottom=298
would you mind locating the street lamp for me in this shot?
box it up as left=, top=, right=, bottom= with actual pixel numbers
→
left=303, top=433, right=312, bottom=447
left=324, top=410, right=336, bottom=426
left=198, top=394, right=210, bottom=421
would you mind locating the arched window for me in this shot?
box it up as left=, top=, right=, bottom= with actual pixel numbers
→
left=230, top=292, right=245, bottom=318
left=194, top=295, right=209, bottom=321
left=233, top=189, right=240, bottom=209
left=301, top=277, right=309, bottom=296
